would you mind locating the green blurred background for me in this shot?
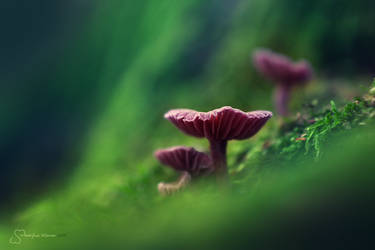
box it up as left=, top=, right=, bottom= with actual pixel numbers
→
left=1, top=0, right=375, bottom=249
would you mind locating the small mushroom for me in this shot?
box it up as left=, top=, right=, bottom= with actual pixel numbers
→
left=164, top=106, right=272, bottom=178
left=253, top=48, right=313, bottom=116
left=154, top=146, right=211, bottom=195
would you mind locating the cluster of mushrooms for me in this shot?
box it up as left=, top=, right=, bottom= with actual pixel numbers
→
left=155, top=48, right=313, bottom=195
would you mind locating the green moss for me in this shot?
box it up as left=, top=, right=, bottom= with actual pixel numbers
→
left=3, top=80, right=375, bottom=250
left=262, top=95, right=375, bottom=162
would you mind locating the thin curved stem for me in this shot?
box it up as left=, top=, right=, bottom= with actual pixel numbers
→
left=157, top=171, right=191, bottom=195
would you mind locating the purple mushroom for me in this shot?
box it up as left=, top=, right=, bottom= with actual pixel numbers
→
left=164, top=106, right=272, bottom=178
left=253, top=48, right=313, bottom=116
left=155, top=146, right=212, bottom=176
left=154, top=146, right=211, bottom=195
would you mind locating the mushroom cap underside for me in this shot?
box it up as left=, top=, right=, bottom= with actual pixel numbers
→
left=154, top=146, right=211, bottom=173
left=253, top=49, right=312, bottom=85
left=165, top=106, right=272, bottom=141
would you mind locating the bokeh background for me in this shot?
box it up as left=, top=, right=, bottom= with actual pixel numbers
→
left=1, top=0, right=375, bottom=249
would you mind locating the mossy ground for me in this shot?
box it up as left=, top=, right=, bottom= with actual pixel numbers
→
left=2, top=81, right=375, bottom=250
left=2, top=1, right=375, bottom=249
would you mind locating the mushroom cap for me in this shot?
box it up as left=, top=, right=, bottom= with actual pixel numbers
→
left=253, top=49, right=312, bottom=85
left=154, top=146, right=211, bottom=174
left=164, top=106, right=272, bottom=141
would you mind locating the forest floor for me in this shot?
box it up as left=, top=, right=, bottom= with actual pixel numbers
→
left=2, top=79, right=375, bottom=250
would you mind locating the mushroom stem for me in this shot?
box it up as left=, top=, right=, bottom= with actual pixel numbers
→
left=209, top=139, right=228, bottom=177
left=158, top=171, right=191, bottom=195
left=274, top=84, right=291, bottom=116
